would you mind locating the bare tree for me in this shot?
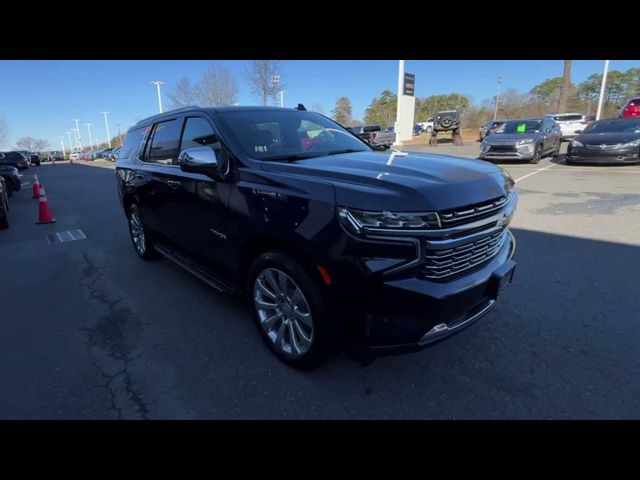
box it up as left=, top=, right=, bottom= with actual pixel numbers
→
left=0, top=118, right=8, bottom=147
left=312, top=102, right=324, bottom=114
left=557, top=60, right=573, bottom=113
left=33, top=139, right=50, bottom=151
left=198, top=65, right=239, bottom=107
left=166, top=76, right=201, bottom=108
left=246, top=60, right=282, bottom=106
left=15, top=136, right=38, bottom=151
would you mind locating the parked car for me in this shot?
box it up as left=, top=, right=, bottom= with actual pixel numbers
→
left=544, top=113, right=589, bottom=140
left=433, top=110, right=461, bottom=136
left=101, top=148, right=114, bottom=159
left=350, top=125, right=395, bottom=149
left=0, top=151, right=30, bottom=170
left=417, top=118, right=434, bottom=134
left=479, top=117, right=562, bottom=164
left=566, top=117, right=640, bottom=165
left=0, top=165, right=21, bottom=197
left=479, top=120, right=506, bottom=141
left=0, top=176, right=9, bottom=229
left=413, top=124, right=424, bottom=136
left=69, top=152, right=80, bottom=161
left=20, top=151, right=41, bottom=166
left=618, top=96, right=640, bottom=118
left=43, top=151, right=64, bottom=162
left=107, top=147, right=120, bottom=161
left=116, top=106, right=518, bottom=369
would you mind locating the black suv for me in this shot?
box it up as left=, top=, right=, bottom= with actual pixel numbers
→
left=433, top=110, right=461, bottom=135
left=116, top=106, right=517, bottom=369
left=0, top=151, right=30, bottom=170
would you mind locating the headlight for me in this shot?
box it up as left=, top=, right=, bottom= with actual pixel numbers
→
left=480, top=142, right=490, bottom=152
left=570, top=140, right=584, bottom=148
left=338, top=207, right=440, bottom=234
left=516, top=138, right=535, bottom=145
left=620, top=139, right=640, bottom=148
left=492, top=169, right=515, bottom=191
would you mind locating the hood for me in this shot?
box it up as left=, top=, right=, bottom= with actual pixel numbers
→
left=261, top=151, right=510, bottom=211
left=484, top=132, right=541, bottom=144
left=575, top=132, right=640, bottom=145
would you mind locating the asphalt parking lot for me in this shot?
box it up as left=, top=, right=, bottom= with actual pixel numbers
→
left=1, top=148, right=640, bottom=419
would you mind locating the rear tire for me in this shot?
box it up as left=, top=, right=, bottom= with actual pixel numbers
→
left=128, top=204, right=159, bottom=260
left=248, top=251, right=333, bottom=370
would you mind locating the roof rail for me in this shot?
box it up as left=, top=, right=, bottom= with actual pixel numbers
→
left=135, top=105, right=201, bottom=125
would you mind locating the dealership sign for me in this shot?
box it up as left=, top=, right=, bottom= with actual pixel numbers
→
left=403, top=73, right=415, bottom=96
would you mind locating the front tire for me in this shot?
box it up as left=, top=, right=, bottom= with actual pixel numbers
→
left=128, top=204, right=158, bottom=260
left=530, top=144, right=543, bottom=164
left=248, top=251, right=333, bottom=370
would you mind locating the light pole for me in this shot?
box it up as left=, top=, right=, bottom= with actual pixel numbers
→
left=66, top=131, right=73, bottom=151
left=277, top=90, right=285, bottom=108
left=116, top=123, right=123, bottom=146
left=494, top=76, right=503, bottom=120
left=73, top=119, right=82, bottom=150
left=395, top=60, right=405, bottom=147
left=85, top=123, right=94, bottom=150
left=596, top=60, right=610, bottom=121
left=150, top=81, right=165, bottom=113
left=95, top=137, right=100, bottom=149
left=101, top=112, right=112, bottom=148
left=60, top=136, right=66, bottom=156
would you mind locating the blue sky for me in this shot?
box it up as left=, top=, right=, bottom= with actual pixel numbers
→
left=1, top=59, right=638, bottom=149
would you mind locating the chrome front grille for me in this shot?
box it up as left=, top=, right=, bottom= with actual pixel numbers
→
left=439, top=194, right=509, bottom=227
left=422, top=228, right=507, bottom=280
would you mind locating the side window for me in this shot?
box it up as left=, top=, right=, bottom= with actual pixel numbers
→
left=146, top=119, right=181, bottom=165
left=180, top=117, right=220, bottom=151
left=118, top=127, right=147, bottom=161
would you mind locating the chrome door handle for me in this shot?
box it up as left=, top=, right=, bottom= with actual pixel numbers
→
left=166, top=179, right=181, bottom=189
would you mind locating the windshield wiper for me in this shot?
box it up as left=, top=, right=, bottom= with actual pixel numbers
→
left=261, top=153, right=323, bottom=162
left=323, top=149, right=368, bottom=156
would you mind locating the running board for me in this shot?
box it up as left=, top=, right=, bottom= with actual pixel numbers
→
left=154, top=243, right=237, bottom=294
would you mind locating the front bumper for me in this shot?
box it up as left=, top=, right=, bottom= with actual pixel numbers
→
left=479, top=145, right=536, bottom=161
left=567, top=147, right=639, bottom=164
left=349, top=231, right=516, bottom=355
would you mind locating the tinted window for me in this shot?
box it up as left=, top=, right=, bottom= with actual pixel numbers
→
left=147, top=119, right=181, bottom=165
left=582, top=119, right=640, bottom=133
left=118, top=127, right=147, bottom=161
left=362, top=125, right=381, bottom=133
left=180, top=117, right=219, bottom=151
left=216, top=110, right=370, bottom=161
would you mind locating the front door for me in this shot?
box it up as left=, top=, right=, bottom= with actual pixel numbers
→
left=171, top=115, right=231, bottom=276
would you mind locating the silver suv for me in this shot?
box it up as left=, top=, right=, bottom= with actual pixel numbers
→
left=544, top=113, right=588, bottom=141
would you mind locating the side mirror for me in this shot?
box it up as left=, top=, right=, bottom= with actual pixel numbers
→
left=177, top=147, right=218, bottom=172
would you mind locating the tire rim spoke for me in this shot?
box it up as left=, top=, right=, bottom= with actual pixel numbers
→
left=253, top=267, right=314, bottom=358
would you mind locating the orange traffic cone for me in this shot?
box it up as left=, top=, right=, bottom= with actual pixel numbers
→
left=32, top=175, right=41, bottom=199
left=36, top=186, right=56, bottom=224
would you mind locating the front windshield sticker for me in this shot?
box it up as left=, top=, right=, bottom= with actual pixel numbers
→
left=517, top=123, right=526, bottom=133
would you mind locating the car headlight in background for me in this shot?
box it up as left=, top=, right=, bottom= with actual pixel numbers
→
left=515, top=138, right=535, bottom=145
left=480, top=142, right=490, bottom=153
left=338, top=207, right=440, bottom=234
left=570, top=140, right=584, bottom=148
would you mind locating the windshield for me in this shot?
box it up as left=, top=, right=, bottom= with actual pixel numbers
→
left=216, top=110, right=371, bottom=160
left=496, top=120, right=542, bottom=134
left=582, top=118, right=640, bottom=134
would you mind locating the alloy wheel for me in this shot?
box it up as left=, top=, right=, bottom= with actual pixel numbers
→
left=253, top=268, right=314, bottom=357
